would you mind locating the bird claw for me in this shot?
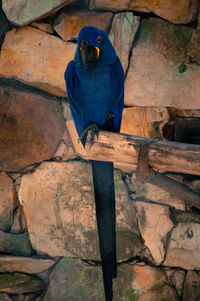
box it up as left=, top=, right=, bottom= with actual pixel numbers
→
left=106, top=112, right=114, bottom=121
left=79, top=123, right=99, bottom=148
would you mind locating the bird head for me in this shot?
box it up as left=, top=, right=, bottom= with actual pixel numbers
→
left=75, top=26, right=116, bottom=69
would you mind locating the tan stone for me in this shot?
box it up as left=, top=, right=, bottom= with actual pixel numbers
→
left=164, top=222, right=200, bottom=269
left=183, top=271, right=200, bottom=301
left=120, top=106, right=169, bottom=138
left=2, top=0, right=75, bottom=26
left=52, top=129, right=77, bottom=161
left=54, top=11, right=113, bottom=41
left=0, top=26, right=76, bottom=97
left=0, top=256, right=54, bottom=274
left=109, top=12, right=140, bottom=74
left=0, top=273, right=45, bottom=294
left=0, top=230, right=32, bottom=256
left=136, top=201, right=174, bottom=264
left=31, top=22, right=54, bottom=34
left=44, top=258, right=178, bottom=301
left=0, top=172, right=17, bottom=231
left=19, top=161, right=142, bottom=259
left=43, top=257, right=105, bottom=301
left=131, top=173, right=185, bottom=210
left=61, top=100, right=73, bottom=121
left=125, top=18, right=200, bottom=109
left=90, top=0, right=199, bottom=24
left=171, top=270, right=186, bottom=297
left=10, top=206, right=27, bottom=234
left=0, top=79, right=64, bottom=171
left=175, top=211, right=200, bottom=224
left=188, top=179, right=200, bottom=192
left=130, top=265, right=178, bottom=301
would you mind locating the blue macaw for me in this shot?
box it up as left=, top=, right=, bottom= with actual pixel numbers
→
left=64, top=26, right=124, bottom=301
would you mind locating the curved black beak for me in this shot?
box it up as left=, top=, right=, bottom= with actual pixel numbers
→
left=80, top=39, right=100, bottom=68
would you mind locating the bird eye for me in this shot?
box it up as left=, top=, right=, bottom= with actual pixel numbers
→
left=97, top=36, right=102, bottom=43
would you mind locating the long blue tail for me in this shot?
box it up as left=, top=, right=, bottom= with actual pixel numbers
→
left=92, top=160, right=117, bottom=301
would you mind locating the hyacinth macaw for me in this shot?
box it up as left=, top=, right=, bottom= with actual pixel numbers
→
left=64, top=26, right=124, bottom=301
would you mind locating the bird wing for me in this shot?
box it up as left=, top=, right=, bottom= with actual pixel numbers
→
left=110, top=56, right=124, bottom=133
left=64, top=60, right=85, bottom=137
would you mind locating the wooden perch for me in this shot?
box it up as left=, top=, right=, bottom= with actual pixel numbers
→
left=85, top=130, right=200, bottom=209
left=84, top=130, right=200, bottom=176
left=134, top=141, right=200, bottom=209
left=66, top=121, right=200, bottom=208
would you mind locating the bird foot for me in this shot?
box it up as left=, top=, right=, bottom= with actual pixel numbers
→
left=79, top=123, right=99, bottom=148
left=106, top=112, right=115, bottom=121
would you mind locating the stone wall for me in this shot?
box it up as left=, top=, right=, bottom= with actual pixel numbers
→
left=0, top=0, right=200, bottom=300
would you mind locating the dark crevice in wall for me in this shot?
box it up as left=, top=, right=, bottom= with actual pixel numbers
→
left=162, top=118, right=200, bottom=145
left=0, top=0, right=12, bottom=53
left=66, top=0, right=90, bottom=11
left=52, top=0, right=90, bottom=22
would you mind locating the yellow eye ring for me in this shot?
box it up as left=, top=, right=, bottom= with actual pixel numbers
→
left=97, top=36, right=102, bottom=43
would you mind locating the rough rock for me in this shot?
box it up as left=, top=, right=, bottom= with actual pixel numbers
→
left=0, top=273, right=45, bottom=294
left=19, top=161, right=142, bottom=259
left=61, top=101, right=72, bottom=121
left=135, top=201, right=174, bottom=264
left=125, top=18, right=200, bottom=109
left=0, top=172, right=17, bottom=231
left=131, top=173, right=185, bottom=210
left=0, top=79, right=64, bottom=171
left=10, top=205, right=27, bottom=234
left=54, top=11, right=113, bottom=41
left=43, top=258, right=105, bottom=301
left=171, top=270, right=186, bottom=297
left=0, top=256, right=55, bottom=274
left=10, top=208, right=21, bottom=233
left=0, top=294, right=12, bottom=301
left=44, top=258, right=178, bottom=301
left=2, top=0, right=75, bottom=26
left=0, top=230, right=32, bottom=256
left=31, top=22, right=54, bottom=34
left=0, top=26, right=76, bottom=97
left=108, top=12, right=140, bottom=74
left=183, top=270, right=200, bottom=301
left=90, top=0, right=199, bottom=24
left=120, top=106, right=169, bottom=139
left=187, top=179, right=200, bottom=192
left=175, top=211, right=200, bottom=223
left=52, top=130, right=77, bottom=161
left=164, top=222, right=200, bottom=269
left=129, top=264, right=178, bottom=301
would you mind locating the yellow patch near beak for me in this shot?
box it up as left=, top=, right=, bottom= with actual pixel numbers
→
left=95, top=47, right=100, bottom=59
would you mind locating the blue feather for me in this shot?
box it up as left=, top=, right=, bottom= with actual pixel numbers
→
left=64, top=26, right=124, bottom=301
